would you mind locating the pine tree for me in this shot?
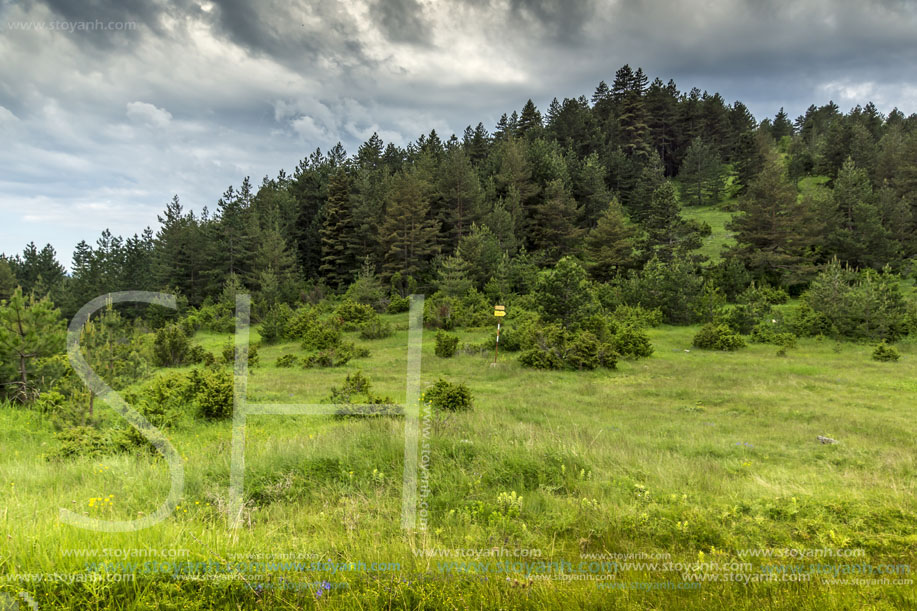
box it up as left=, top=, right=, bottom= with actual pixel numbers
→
left=437, top=255, right=473, bottom=296
left=825, top=158, right=897, bottom=269
left=319, top=170, right=359, bottom=289
left=0, top=257, right=16, bottom=301
left=772, top=107, right=793, bottom=142
left=727, top=154, right=820, bottom=285
left=584, top=199, right=639, bottom=281
left=380, top=171, right=441, bottom=280
left=679, top=137, right=725, bottom=206
left=517, top=99, right=543, bottom=138
left=528, top=179, right=582, bottom=263
left=436, top=146, right=483, bottom=250
left=0, top=288, right=65, bottom=401
left=734, top=131, right=768, bottom=194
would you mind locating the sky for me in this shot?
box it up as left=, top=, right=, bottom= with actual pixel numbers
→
left=1, top=0, right=916, bottom=267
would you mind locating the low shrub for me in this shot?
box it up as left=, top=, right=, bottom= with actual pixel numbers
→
left=275, top=354, right=300, bottom=368
left=302, top=342, right=369, bottom=368
left=187, top=368, right=234, bottom=420
left=152, top=324, right=191, bottom=367
left=260, top=303, right=293, bottom=344
left=425, top=378, right=473, bottom=412
left=359, top=317, right=393, bottom=340
left=612, top=325, right=654, bottom=358
left=872, top=341, right=900, bottom=362
left=285, top=306, right=319, bottom=341
left=611, top=304, right=663, bottom=328
left=435, top=331, right=459, bottom=358
left=302, top=322, right=342, bottom=351
left=334, top=299, right=376, bottom=331
left=387, top=295, right=410, bottom=314
left=692, top=324, right=745, bottom=351
left=519, top=324, right=617, bottom=370
left=220, top=342, right=259, bottom=367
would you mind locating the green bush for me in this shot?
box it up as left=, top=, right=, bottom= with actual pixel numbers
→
left=425, top=378, right=473, bottom=412
left=872, top=341, right=900, bottom=362
left=801, top=260, right=912, bottom=341
left=302, top=321, right=341, bottom=351
left=259, top=303, right=292, bottom=344
left=187, top=368, right=234, bottom=420
left=285, top=306, right=319, bottom=341
left=302, top=342, right=369, bottom=368
left=359, top=317, right=393, bottom=340
left=387, top=295, right=410, bottom=314
left=611, top=304, right=663, bottom=328
left=275, top=354, right=300, bottom=368
left=220, top=342, right=259, bottom=367
left=692, top=324, right=746, bottom=351
left=152, top=324, right=191, bottom=367
left=435, top=331, right=459, bottom=358
left=334, top=299, right=376, bottom=331
left=749, top=322, right=797, bottom=348
left=613, top=325, right=654, bottom=358
left=519, top=324, right=617, bottom=370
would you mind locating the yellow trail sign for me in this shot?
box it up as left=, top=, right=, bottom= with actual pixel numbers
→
left=494, top=305, right=505, bottom=311
left=494, top=310, right=506, bottom=317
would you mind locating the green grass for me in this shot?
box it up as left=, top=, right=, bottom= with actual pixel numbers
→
left=2, top=314, right=916, bottom=609
left=681, top=205, right=736, bottom=262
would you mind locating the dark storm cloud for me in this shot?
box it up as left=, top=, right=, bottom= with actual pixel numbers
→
left=370, top=0, right=432, bottom=45
left=507, top=0, right=601, bottom=42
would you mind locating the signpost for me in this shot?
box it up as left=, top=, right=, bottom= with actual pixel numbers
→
left=493, top=305, right=505, bottom=365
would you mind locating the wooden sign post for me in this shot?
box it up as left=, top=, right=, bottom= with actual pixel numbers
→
left=493, top=305, right=505, bottom=365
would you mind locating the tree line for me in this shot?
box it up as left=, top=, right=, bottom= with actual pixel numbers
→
left=2, top=64, right=917, bottom=322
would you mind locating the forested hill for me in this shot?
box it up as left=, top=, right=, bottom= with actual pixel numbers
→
left=2, top=64, right=917, bottom=320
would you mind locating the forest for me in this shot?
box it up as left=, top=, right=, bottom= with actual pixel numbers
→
left=1, top=65, right=916, bottom=609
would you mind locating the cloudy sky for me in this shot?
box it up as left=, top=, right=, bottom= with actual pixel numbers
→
left=1, top=0, right=916, bottom=266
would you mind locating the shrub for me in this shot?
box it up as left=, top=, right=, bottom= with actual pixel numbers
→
left=425, top=378, right=473, bottom=412
left=611, top=304, right=663, bottom=328
left=152, top=324, right=191, bottom=367
left=533, top=257, right=596, bottom=329
left=749, top=322, right=797, bottom=348
left=519, top=348, right=564, bottom=370
left=285, top=306, right=319, bottom=341
left=221, top=342, right=259, bottom=368
left=435, top=331, right=459, bottom=358
left=187, top=344, right=215, bottom=366
left=424, top=295, right=457, bottom=330
left=872, top=341, right=900, bottom=362
left=344, top=259, right=387, bottom=311
left=260, top=304, right=292, bottom=344
left=387, top=295, right=410, bottom=314
left=801, top=260, right=912, bottom=341
left=359, top=317, right=393, bottom=340
left=187, top=368, right=234, bottom=420
left=619, top=255, right=705, bottom=324
left=275, top=354, right=300, bottom=368
left=613, top=325, right=654, bottom=358
left=692, top=324, right=745, bottom=351
left=302, top=322, right=341, bottom=351
left=50, top=426, right=112, bottom=459
left=302, top=342, right=369, bottom=368
left=334, top=299, right=376, bottom=331
left=519, top=324, right=617, bottom=370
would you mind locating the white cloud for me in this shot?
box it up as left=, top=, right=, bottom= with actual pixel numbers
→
left=126, top=101, right=173, bottom=127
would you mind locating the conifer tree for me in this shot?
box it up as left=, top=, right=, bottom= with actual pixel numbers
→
left=380, top=171, right=441, bottom=280
left=0, top=288, right=65, bottom=401
left=320, top=170, right=359, bottom=289
left=584, top=199, right=639, bottom=281
left=727, top=154, right=820, bottom=285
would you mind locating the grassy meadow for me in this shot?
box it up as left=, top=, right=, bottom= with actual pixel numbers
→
left=2, top=309, right=916, bottom=609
